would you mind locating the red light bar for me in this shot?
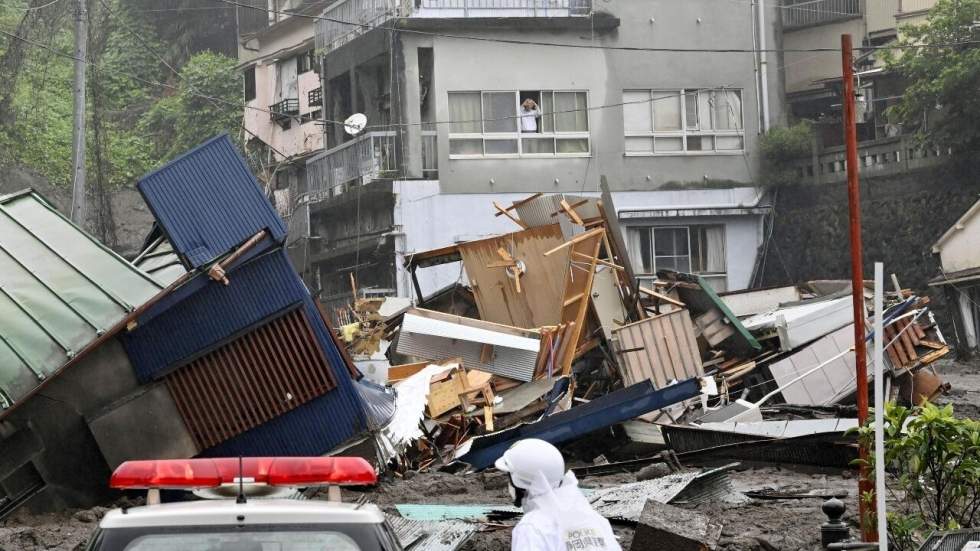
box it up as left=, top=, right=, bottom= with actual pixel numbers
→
left=111, top=457, right=377, bottom=490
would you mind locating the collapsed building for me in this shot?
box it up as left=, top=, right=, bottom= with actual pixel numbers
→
left=0, top=135, right=390, bottom=517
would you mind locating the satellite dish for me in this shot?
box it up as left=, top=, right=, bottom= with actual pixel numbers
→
left=344, top=113, right=367, bottom=136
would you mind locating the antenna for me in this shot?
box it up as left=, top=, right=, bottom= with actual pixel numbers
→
left=236, top=456, right=247, bottom=504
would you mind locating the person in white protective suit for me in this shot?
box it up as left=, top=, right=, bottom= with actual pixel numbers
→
left=494, top=439, right=622, bottom=551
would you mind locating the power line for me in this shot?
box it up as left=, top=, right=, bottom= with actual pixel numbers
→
left=2, top=0, right=64, bottom=11
left=216, top=0, right=980, bottom=54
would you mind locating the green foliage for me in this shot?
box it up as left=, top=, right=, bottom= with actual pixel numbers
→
left=852, top=401, right=980, bottom=551
left=759, top=121, right=813, bottom=186
left=138, top=51, right=242, bottom=161
left=0, top=0, right=241, bottom=189
left=886, top=0, right=980, bottom=155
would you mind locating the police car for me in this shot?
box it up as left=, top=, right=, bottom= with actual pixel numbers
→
left=83, top=457, right=402, bottom=551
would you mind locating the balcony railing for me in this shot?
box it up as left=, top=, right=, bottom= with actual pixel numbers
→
left=308, top=87, right=322, bottom=107
left=782, top=0, right=863, bottom=29
left=315, top=0, right=591, bottom=54
left=790, top=136, right=951, bottom=184
left=305, top=131, right=399, bottom=201
left=269, top=98, right=300, bottom=126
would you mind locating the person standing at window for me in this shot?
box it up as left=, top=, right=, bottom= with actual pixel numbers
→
left=521, top=98, right=542, bottom=133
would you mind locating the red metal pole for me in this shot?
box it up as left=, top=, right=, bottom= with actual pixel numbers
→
left=842, top=33, right=875, bottom=543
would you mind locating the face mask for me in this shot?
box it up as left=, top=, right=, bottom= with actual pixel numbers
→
left=508, top=477, right=527, bottom=508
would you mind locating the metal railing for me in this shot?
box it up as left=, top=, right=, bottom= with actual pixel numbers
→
left=791, top=136, right=951, bottom=184
left=305, top=131, right=399, bottom=201
left=315, top=0, right=591, bottom=54
left=898, top=0, right=935, bottom=13
left=269, top=98, right=299, bottom=122
left=782, top=0, right=863, bottom=29
left=308, top=87, right=322, bottom=107
left=417, top=0, right=591, bottom=17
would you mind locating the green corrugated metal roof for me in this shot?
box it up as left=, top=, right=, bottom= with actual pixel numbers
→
left=0, top=190, right=163, bottom=411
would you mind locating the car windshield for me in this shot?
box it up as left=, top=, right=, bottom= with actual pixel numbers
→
left=123, top=531, right=359, bottom=550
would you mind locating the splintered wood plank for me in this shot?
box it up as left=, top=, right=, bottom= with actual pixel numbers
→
left=556, top=230, right=604, bottom=376
left=493, top=201, right=528, bottom=229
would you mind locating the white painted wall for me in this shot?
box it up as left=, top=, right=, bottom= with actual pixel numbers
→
left=937, top=208, right=980, bottom=274
left=392, top=182, right=766, bottom=300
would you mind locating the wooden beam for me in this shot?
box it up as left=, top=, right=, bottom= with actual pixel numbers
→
left=559, top=199, right=585, bottom=226
left=638, top=286, right=686, bottom=308
left=573, top=250, right=624, bottom=271
left=550, top=198, right=590, bottom=218
left=494, top=192, right=542, bottom=216
left=493, top=201, right=528, bottom=229
left=543, top=228, right=606, bottom=257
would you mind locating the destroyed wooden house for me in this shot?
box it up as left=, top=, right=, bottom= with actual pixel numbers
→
left=348, top=189, right=953, bottom=477
left=0, top=135, right=386, bottom=518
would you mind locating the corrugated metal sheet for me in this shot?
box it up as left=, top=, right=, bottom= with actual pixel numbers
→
left=386, top=515, right=477, bottom=551
left=123, top=250, right=369, bottom=456
left=395, top=504, right=520, bottom=522
left=166, top=308, right=338, bottom=449
left=123, top=250, right=308, bottom=381
left=613, top=309, right=703, bottom=389
left=395, top=311, right=540, bottom=382
left=919, top=529, right=980, bottom=551
left=661, top=423, right=858, bottom=467
left=136, top=134, right=286, bottom=268
left=513, top=194, right=601, bottom=228
left=0, top=190, right=162, bottom=412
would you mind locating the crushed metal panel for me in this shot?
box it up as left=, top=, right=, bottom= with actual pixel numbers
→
left=457, top=224, right=569, bottom=329
left=395, top=310, right=540, bottom=382
left=387, top=515, right=477, bottom=551
left=0, top=191, right=162, bottom=414
left=742, top=296, right=853, bottom=351
left=136, top=134, right=286, bottom=269
left=513, top=193, right=602, bottom=229
left=697, top=418, right=858, bottom=438
left=613, top=309, right=703, bottom=389
left=165, top=308, right=338, bottom=450
left=661, top=272, right=761, bottom=356
left=768, top=323, right=869, bottom=405
left=719, top=285, right=803, bottom=318
left=395, top=504, right=520, bottom=522
left=918, top=529, right=980, bottom=551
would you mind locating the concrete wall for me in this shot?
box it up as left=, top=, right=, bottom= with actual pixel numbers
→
left=782, top=18, right=865, bottom=95
left=241, top=17, right=323, bottom=160
left=393, top=181, right=766, bottom=299
left=396, top=0, right=775, bottom=192
left=759, top=164, right=980, bottom=346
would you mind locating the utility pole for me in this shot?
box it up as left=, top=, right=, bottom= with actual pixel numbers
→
left=70, top=0, right=88, bottom=226
left=841, top=33, right=874, bottom=543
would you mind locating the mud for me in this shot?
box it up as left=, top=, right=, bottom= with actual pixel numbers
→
left=4, top=359, right=976, bottom=551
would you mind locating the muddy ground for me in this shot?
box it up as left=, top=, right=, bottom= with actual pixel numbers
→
left=2, top=358, right=975, bottom=551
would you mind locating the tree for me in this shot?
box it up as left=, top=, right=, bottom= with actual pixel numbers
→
left=138, top=51, right=242, bottom=161
left=887, top=0, right=980, bottom=155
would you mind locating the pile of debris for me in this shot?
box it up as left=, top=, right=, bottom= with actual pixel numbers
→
left=344, top=190, right=952, bottom=478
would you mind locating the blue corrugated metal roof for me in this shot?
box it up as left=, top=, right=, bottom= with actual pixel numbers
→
left=122, top=249, right=369, bottom=454
left=136, top=134, right=287, bottom=269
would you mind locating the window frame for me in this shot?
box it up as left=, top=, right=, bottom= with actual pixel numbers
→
left=447, top=89, right=591, bottom=160
left=629, top=224, right=727, bottom=277
left=244, top=66, right=257, bottom=102
left=623, top=88, right=745, bottom=157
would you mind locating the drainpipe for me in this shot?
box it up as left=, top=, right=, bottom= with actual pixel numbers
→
left=757, top=0, right=771, bottom=132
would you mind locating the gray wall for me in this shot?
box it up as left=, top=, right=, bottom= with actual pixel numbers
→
left=399, top=0, right=781, bottom=193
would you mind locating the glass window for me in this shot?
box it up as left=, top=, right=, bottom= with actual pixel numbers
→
left=447, top=89, right=589, bottom=158
left=555, top=91, right=588, bottom=132
left=623, top=88, right=744, bottom=154
left=485, top=139, right=518, bottom=155
left=482, top=92, right=517, bottom=133
left=623, top=91, right=652, bottom=133
left=627, top=227, right=653, bottom=273
left=122, top=531, right=361, bottom=551
left=244, top=66, right=256, bottom=102
left=448, top=92, right=481, bottom=133
left=652, top=91, right=682, bottom=131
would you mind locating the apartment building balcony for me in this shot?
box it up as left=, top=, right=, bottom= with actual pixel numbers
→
left=308, top=87, right=323, bottom=108
left=315, top=0, right=593, bottom=55
left=303, top=130, right=438, bottom=204
left=782, top=0, right=863, bottom=30
left=269, top=98, right=300, bottom=128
